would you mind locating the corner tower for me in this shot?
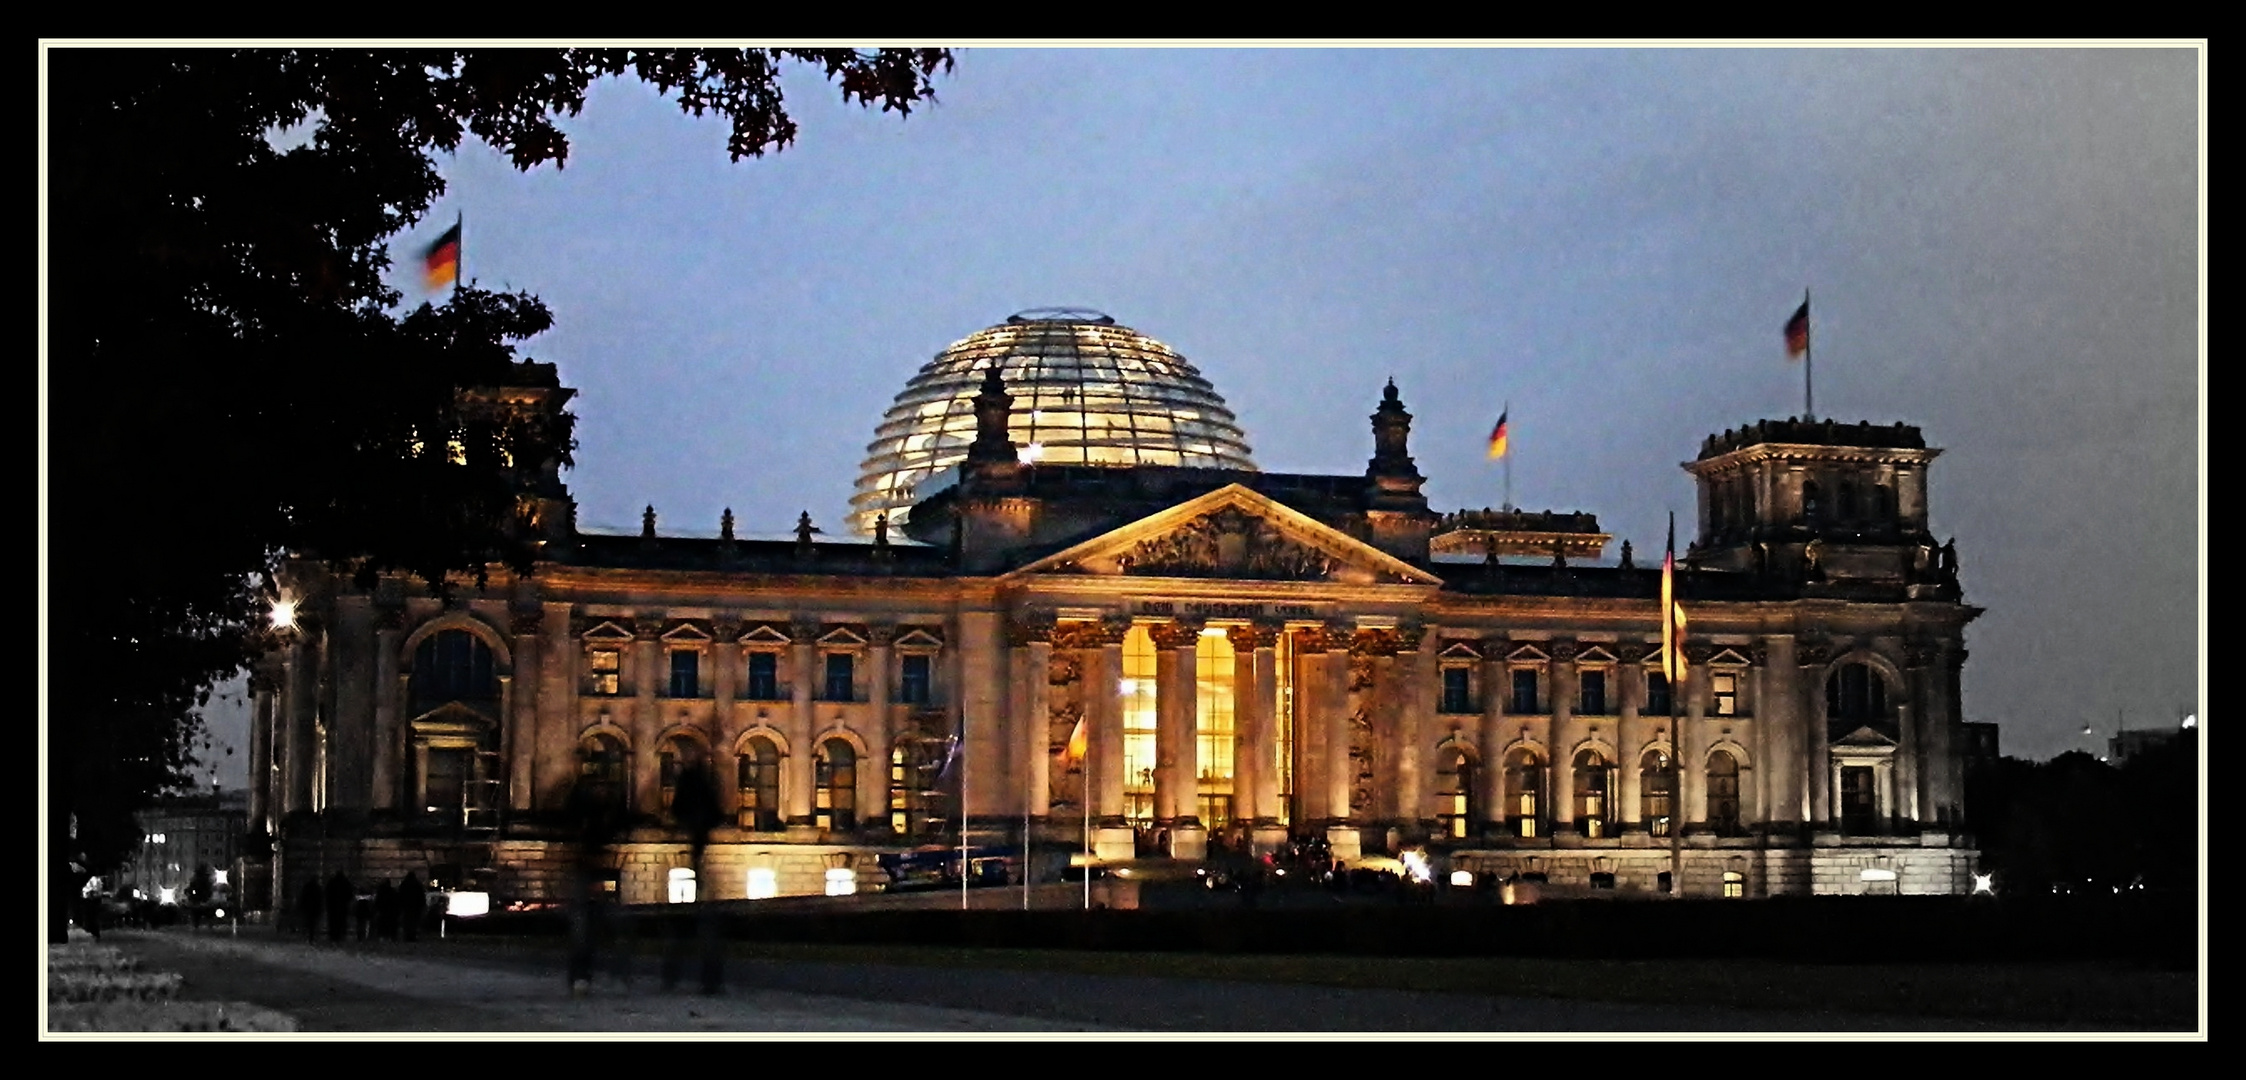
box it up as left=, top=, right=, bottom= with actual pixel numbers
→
left=1683, top=419, right=1951, bottom=592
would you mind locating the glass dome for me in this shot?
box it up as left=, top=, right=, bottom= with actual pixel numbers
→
left=850, top=309, right=1257, bottom=534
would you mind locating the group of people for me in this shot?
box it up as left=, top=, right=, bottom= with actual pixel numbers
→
left=294, top=871, right=431, bottom=944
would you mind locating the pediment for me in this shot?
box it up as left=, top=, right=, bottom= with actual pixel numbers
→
left=580, top=620, right=634, bottom=643
left=894, top=628, right=945, bottom=649
left=410, top=700, right=496, bottom=731
left=739, top=623, right=792, bottom=646
left=1507, top=643, right=1550, bottom=663
left=1575, top=645, right=1619, bottom=665
left=660, top=622, right=712, bottom=643
left=1833, top=724, right=1898, bottom=749
left=1007, top=484, right=1442, bottom=586
left=1708, top=647, right=1752, bottom=667
left=1439, top=641, right=1484, bottom=661
left=818, top=625, right=869, bottom=647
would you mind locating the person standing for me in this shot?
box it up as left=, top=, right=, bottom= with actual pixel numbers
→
left=324, top=872, right=352, bottom=943
left=374, top=879, right=399, bottom=941
left=399, top=872, right=427, bottom=943
left=296, top=878, right=323, bottom=944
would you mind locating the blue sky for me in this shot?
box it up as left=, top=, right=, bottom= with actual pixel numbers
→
left=189, top=46, right=2201, bottom=772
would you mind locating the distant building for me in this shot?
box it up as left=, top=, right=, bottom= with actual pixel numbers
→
left=2109, top=727, right=2186, bottom=767
left=113, top=789, right=247, bottom=904
left=254, top=310, right=1985, bottom=904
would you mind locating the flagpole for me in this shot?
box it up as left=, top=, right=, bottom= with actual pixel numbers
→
left=961, top=721, right=970, bottom=913
left=1801, top=289, right=1813, bottom=421
left=453, top=212, right=463, bottom=300
left=1665, top=512, right=1684, bottom=899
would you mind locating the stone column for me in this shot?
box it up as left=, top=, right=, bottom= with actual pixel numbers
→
left=329, top=597, right=374, bottom=811
left=249, top=668, right=276, bottom=832
left=956, top=610, right=1010, bottom=823
left=635, top=619, right=664, bottom=818
left=1477, top=639, right=1508, bottom=836
left=1682, top=644, right=1712, bottom=832
left=1323, top=623, right=1354, bottom=825
left=1092, top=621, right=1130, bottom=828
left=864, top=626, right=896, bottom=828
left=1004, top=615, right=1053, bottom=824
left=1895, top=696, right=1921, bottom=832
left=786, top=621, right=819, bottom=827
left=1295, top=632, right=1328, bottom=824
left=1149, top=618, right=1201, bottom=830
left=283, top=632, right=316, bottom=815
left=370, top=612, right=402, bottom=813
left=536, top=603, right=575, bottom=812
left=1748, top=643, right=1772, bottom=829
left=509, top=611, right=542, bottom=812
left=1799, top=639, right=1833, bottom=830
left=1615, top=644, right=1647, bottom=828
left=1549, top=642, right=1578, bottom=833
left=1397, top=624, right=1434, bottom=829
left=1229, top=623, right=1280, bottom=829
left=1924, top=643, right=1967, bottom=829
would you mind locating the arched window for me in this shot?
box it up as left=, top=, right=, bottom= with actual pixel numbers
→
left=1573, top=749, right=1609, bottom=839
left=816, top=739, right=857, bottom=832
left=1707, top=750, right=1741, bottom=835
left=889, top=740, right=949, bottom=838
left=1826, top=663, right=1889, bottom=723
left=1802, top=480, right=1823, bottom=527
left=1875, top=483, right=1896, bottom=524
left=736, top=736, right=781, bottom=832
left=411, top=629, right=496, bottom=713
left=1435, top=746, right=1477, bottom=840
left=658, top=736, right=705, bottom=813
left=1505, top=748, right=1543, bottom=839
left=578, top=734, right=628, bottom=814
left=1640, top=749, right=1673, bottom=838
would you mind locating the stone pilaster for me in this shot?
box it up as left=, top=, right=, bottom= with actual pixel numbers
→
left=369, top=609, right=402, bottom=813
left=1615, top=643, right=1647, bottom=828
left=1477, top=637, right=1507, bottom=836
left=1397, top=624, right=1434, bottom=829
left=1229, top=623, right=1280, bottom=827
left=248, top=667, right=276, bottom=832
left=957, top=610, right=1009, bottom=821
left=1320, top=623, right=1354, bottom=824
left=283, top=633, right=315, bottom=815
left=1148, top=618, right=1202, bottom=828
left=864, top=625, right=896, bottom=827
left=635, top=619, right=665, bottom=818
left=1093, top=620, right=1130, bottom=828
left=536, top=603, right=575, bottom=812
left=509, top=610, right=543, bottom=812
left=1762, top=635, right=1804, bottom=833
left=1549, top=641, right=1579, bottom=833
left=786, top=621, right=818, bottom=826
left=1682, top=643, right=1714, bottom=832
left=329, top=597, right=375, bottom=811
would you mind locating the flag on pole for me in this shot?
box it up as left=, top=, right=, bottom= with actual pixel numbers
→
left=1783, top=298, right=1810, bottom=359
left=1486, top=409, right=1511, bottom=460
left=933, top=730, right=963, bottom=789
left=422, top=220, right=461, bottom=290
left=1661, top=514, right=1687, bottom=683
left=1063, top=714, right=1088, bottom=764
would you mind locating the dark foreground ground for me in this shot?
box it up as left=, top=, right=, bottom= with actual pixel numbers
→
left=70, top=922, right=2200, bottom=1036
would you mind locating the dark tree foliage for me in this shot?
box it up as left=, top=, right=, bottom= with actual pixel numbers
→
left=1966, top=740, right=2200, bottom=896
left=44, top=47, right=953, bottom=942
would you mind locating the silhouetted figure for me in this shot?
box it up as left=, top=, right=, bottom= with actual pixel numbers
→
left=352, top=887, right=373, bottom=941
left=78, top=895, right=102, bottom=942
left=374, top=879, right=400, bottom=941
left=296, top=879, right=323, bottom=944
left=325, top=872, right=352, bottom=942
left=662, top=755, right=726, bottom=994
left=399, top=873, right=427, bottom=942
left=564, top=767, right=628, bottom=995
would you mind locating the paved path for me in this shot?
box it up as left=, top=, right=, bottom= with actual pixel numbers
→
left=94, top=928, right=2081, bottom=1035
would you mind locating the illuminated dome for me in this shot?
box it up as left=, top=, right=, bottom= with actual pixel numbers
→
left=851, top=309, right=1257, bottom=534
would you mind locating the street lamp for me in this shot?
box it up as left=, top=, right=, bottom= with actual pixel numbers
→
left=269, top=597, right=297, bottom=631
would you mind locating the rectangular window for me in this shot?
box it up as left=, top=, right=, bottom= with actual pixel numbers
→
left=1579, top=670, right=1607, bottom=716
left=746, top=652, right=780, bottom=700
left=668, top=650, right=699, bottom=698
left=1712, top=672, right=1738, bottom=716
left=1511, top=668, right=1540, bottom=715
left=589, top=649, right=620, bottom=696
left=1440, top=667, right=1473, bottom=714
left=899, top=654, right=932, bottom=705
left=824, top=653, right=855, bottom=702
left=1645, top=671, right=1671, bottom=715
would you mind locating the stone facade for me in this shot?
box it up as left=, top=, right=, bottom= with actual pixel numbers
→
left=256, top=361, right=1982, bottom=907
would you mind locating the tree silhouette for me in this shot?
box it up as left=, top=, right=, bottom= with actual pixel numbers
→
left=43, top=47, right=954, bottom=943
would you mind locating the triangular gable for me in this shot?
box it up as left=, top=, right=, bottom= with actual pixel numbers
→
left=1506, top=643, right=1550, bottom=663
left=1439, top=641, right=1483, bottom=661
left=581, top=620, right=634, bottom=642
left=1005, top=483, right=1442, bottom=586
left=1834, top=725, right=1898, bottom=749
left=894, top=628, right=945, bottom=649
left=739, top=623, right=792, bottom=645
left=1707, top=648, right=1752, bottom=667
left=660, top=622, right=712, bottom=643
left=409, top=699, right=496, bottom=730
left=1575, top=645, right=1619, bottom=665
left=818, top=625, right=869, bottom=647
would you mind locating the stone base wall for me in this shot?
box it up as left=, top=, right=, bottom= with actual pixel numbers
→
left=1454, top=842, right=1978, bottom=898
left=278, top=835, right=898, bottom=907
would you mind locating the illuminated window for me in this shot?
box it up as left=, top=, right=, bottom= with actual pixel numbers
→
left=1711, top=671, right=1738, bottom=716
left=1506, top=748, right=1543, bottom=838
left=1440, top=667, right=1473, bottom=714
left=823, top=653, right=856, bottom=702
left=1121, top=625, right=1158, bottom=826
left=1511, top=669, right=1540, bottom=715
left=1723, top=870, right=1746, bottom=898
left=815, top=739, right=857, bottom=832
left=736, top=737, right=780, bottom=831
left=667, top=650, right=699, bottom=698
left=898, top=654, right=933, bottom=705
left=579, top=734, right=627, bottom=813
left=1707, top=750, right=1741, bottom=836
left=1573, top=750, right=1609, bottom=839
left=745, top=867, right=777, bottom=900
left=889, top=741, right=948, bottom=837
left=667, top=867, right=696, bottom=904
left=1195, top=629, right=1236, bottom=829
left=588, top=649, right=620, bottom=696
left=1579, top=670, right=1607, bottom=716
left=1641, top=749, right=1673, bottom=838
left=1436, top=747, right=1477, bottom=839
left=746, top=652, right=780, bottom=700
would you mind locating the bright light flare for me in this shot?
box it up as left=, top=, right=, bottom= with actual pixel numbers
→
left=1399, top=849, right=1434, bottom=884
left=1971, top=873, right=1995, bottom=895
left=1449, top=870, right=1474, bottom=888
left=446, top=891, right=490, bottom=917
left=667, top=867, right=697, bottom=904
left=746, top=868, right=777, bottom=900
left=269, top=599, right=297, bottom=630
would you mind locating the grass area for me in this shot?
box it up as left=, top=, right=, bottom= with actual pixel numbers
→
left=447, top=933, right=2199, bottom=1030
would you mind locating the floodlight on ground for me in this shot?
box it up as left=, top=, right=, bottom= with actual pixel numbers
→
left=269, top=598, right=297, bottom=630
left=1971, top=873, right=1995, bottom=895
left=1449, top=870, right=1474, bottom=888
left=447, top=891, right=490, bottom=917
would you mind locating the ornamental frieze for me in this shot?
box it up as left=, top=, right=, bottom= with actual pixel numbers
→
left=1047, top=621, right=1111, bottom=652
left=1613, top=643, right=1649, bottom=664
left=1349, top=628, right=1404, bottom=658
left=1147, top=619, right=1205, bottom=650
left=1047, top=656, right=1083, bottom=686
left=1117, top=506, right=1339, bottom=581
left=1796, top=640, right=1833, bottom=667
left=1226, top=623, right=1280, bottom=650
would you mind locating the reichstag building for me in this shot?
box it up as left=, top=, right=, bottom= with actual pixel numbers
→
left=252, top=308, right=1982, bottom=906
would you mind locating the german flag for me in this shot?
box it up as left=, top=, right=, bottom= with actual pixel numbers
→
left=1486, top=409, right=1510, bottom=460
left=422, top=220, right=461, bottom=290
left=1784, top=298, right=1810, bottom=359
left=1063, top=715, right=1088, bottom=765
left=1661, top=513, right=1687, bottom=684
